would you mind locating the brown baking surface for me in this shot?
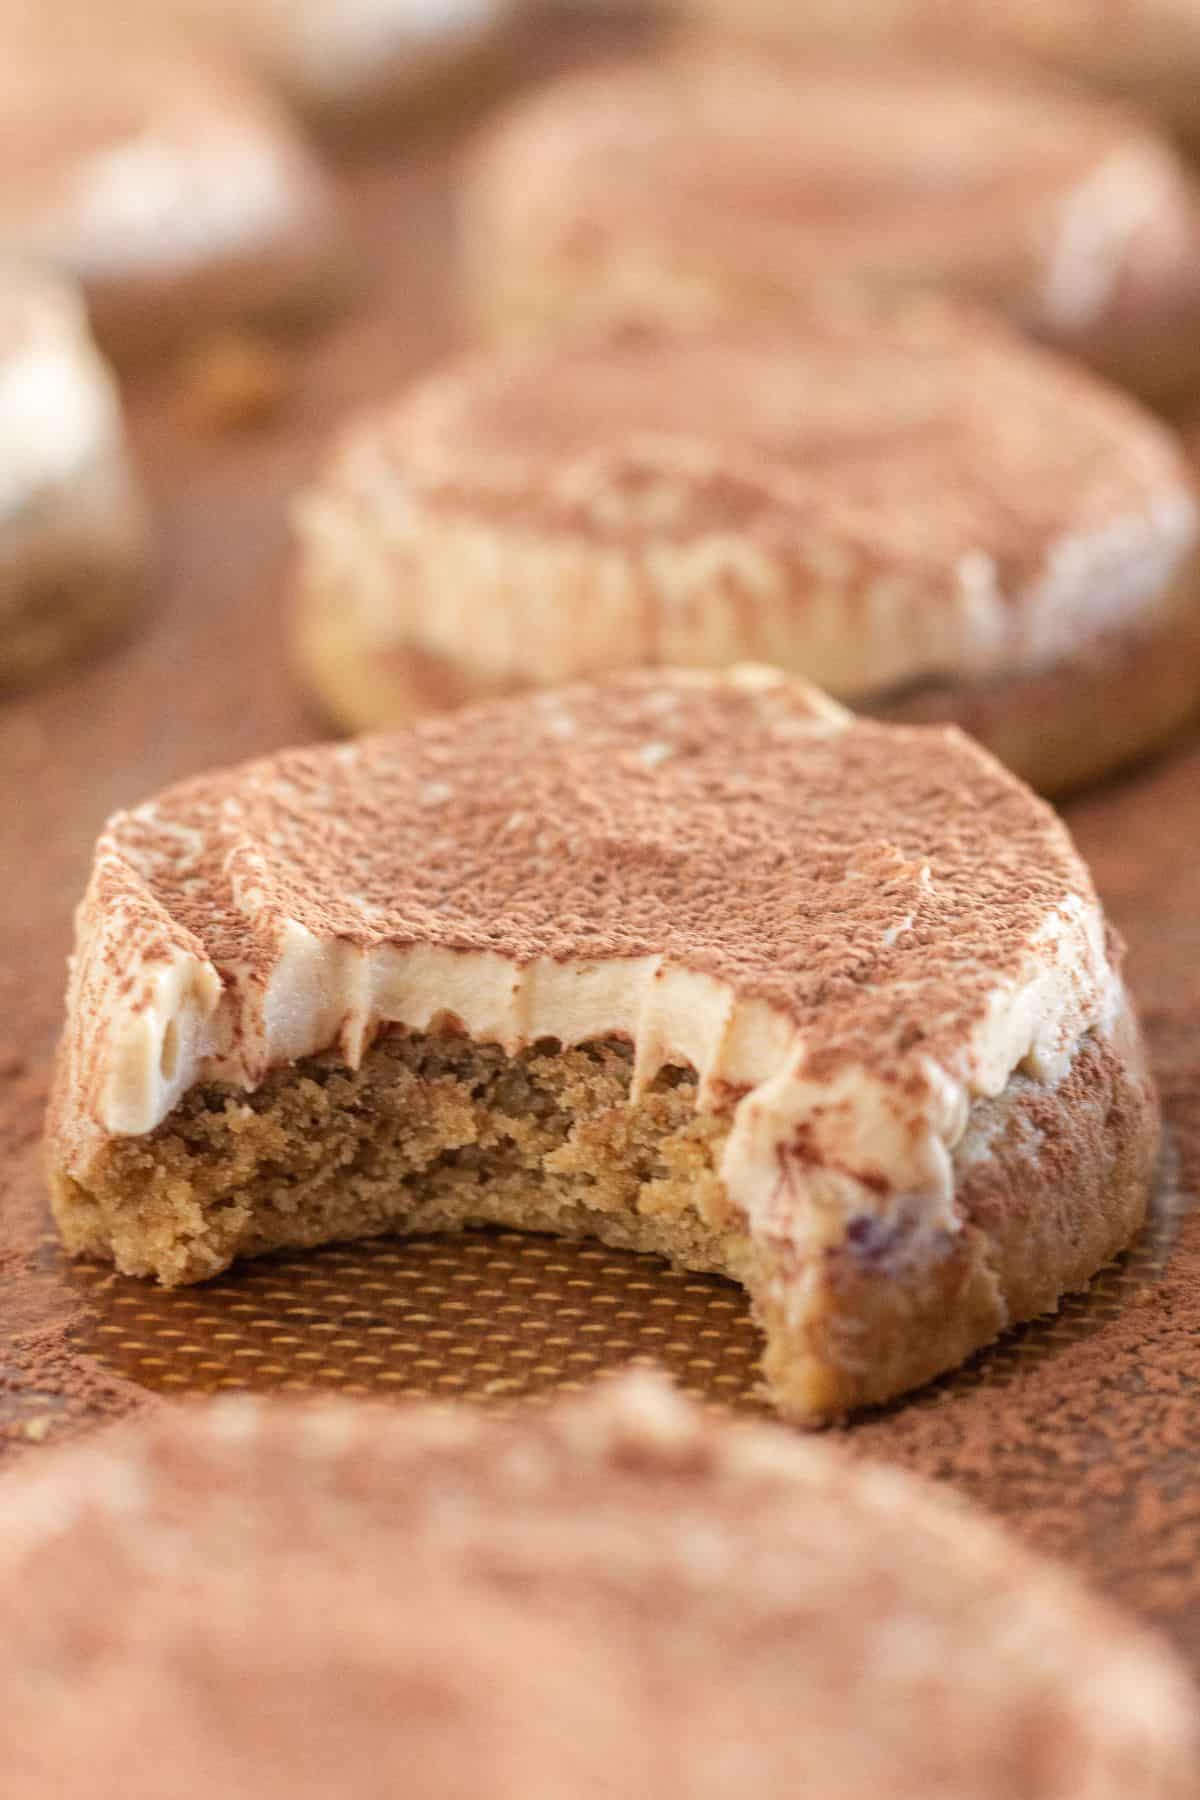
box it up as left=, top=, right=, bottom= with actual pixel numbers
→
left=2, top=17, right=1200, bottom=1686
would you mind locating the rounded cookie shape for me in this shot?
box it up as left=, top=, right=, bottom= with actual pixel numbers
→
left=686, top=0, right=1200, bottom=155
left=461, top=53, right=1200, bottom=404
left=0, top=39, right=340, bottom=361
left=0, top=266, right=149, bottom=686
left=0, top=1376, right=1196, bottom=1800
left=47, top=669, right=1160, bottom=1417
left=292, top=299, right=1200, bottom=789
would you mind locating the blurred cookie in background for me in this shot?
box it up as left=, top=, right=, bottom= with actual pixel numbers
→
left=685, top=0, right=1200, bottom=156
left=0, top=37, right=341, bottom=364
left=291, top=295, right=1200, bottom=792
left=462, top=54, right=1200, bottom=407
left=0, top=267, right=149, bottom=687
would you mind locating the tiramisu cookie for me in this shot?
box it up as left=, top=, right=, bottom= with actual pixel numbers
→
left=461, top=55, right=1200, bottom=405
left=0, top=267, right=149, bottom=687
left=687, top=0, right=1200, bottom=155
left=0, top=39, right=339, bottom=362
left=2, top=1376, right=1198, bottom=1800
left=47, top=668, right=1160, bottom=1420
left=292, top=301, right=1200, bottom=791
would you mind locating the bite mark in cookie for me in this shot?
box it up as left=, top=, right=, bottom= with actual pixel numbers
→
left=462, top=53, right=1200, bottom=403
left=0, top=268, right=149, bottom=686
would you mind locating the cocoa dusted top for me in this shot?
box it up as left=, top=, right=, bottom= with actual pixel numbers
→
left=0, top=1376, right=1194, bottom=1800
left=466, top=52, right=1200, bottom=341
left=88, top=669, right=1097, bottom=1066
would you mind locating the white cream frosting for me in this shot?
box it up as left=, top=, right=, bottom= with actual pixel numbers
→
left=296, top=446, right=1198, bottom=699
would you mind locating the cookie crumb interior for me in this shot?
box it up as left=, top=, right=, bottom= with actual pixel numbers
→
left=54, top=1031, right=746, bottom=1290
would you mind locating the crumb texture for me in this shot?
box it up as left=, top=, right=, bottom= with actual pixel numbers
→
left=53, top=1022, right=1157, bottom=1421
left=54, top=1034, right=743, bottom=1288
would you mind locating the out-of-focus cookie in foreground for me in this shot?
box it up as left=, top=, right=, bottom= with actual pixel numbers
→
left=292, top=297, right=1200, bottom=792
left=0, top=37, right=341, bottom=362
left=0, top=1375, right=1197, bottom=1799
left=47, top=667, right=1160, bottom=1420
left=685, top=0, right=1200, bottom=155
left=0, top=267, right=149, bottom=687
left=461, top=53, right=1200, bottom=406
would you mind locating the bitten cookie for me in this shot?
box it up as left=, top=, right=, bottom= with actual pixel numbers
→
left=292, top=298, right=1200, bottom=790
left=47, top=667, right=1160, bottom=1420
left=0, top=1376, right=1196, bottom=1798
left=462, top=53, right=1200, bottom=405
left=0, top=267, right=149, bottom=686
left=687, top=0, right=1200, bottom=155
left=0, top=38, right=340, bottom=362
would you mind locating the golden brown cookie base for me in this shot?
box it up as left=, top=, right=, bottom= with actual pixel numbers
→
left=292, top=559, right=1200, bottom=793
left=50, top=1014, right=1157, bottom=1421
left=0, top=453, right=150, bottom=687
left=53, top=1037, right=742, bottom=1286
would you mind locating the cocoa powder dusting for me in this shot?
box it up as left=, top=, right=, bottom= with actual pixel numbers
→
left=1, top=25, right=1200, bottom=1703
